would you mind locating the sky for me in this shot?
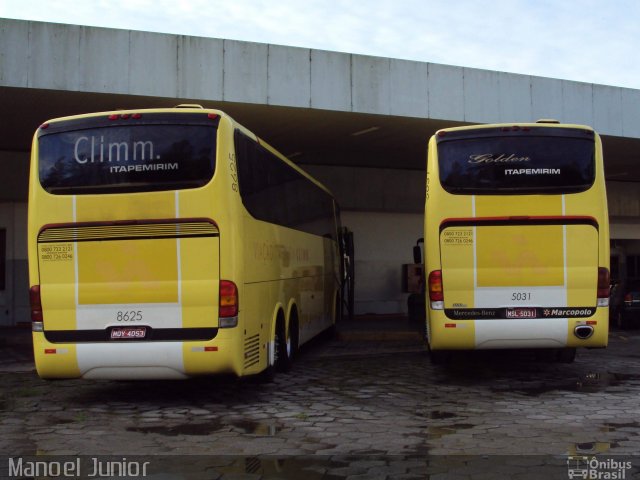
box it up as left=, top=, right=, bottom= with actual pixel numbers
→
left=2, top=0, right=639, bottom=89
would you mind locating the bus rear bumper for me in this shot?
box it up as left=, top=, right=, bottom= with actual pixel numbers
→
left=427, top=311, right=609, bottom=351
left=32, top=332, right=241, bottom=380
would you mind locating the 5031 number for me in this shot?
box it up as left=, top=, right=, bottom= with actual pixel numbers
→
left=511, top=292, right=532, bottom=301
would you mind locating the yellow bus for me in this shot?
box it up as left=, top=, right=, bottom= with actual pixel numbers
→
left=419, top=121, right=609, bottom=363
left=28, top=105, right=342, bottom=380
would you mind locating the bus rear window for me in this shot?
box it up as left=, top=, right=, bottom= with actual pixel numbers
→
left=38, top=118, right=217, bottom=194
left=437, top=128, right=595, bottom=194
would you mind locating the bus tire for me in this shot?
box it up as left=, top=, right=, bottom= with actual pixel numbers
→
left=557, top=348, right=576, bottom=364
left=429, top=348, right=450, bottom=365
left=254, top=365, right=275, bottom=383
left=275, top=314, right=293, bottom=373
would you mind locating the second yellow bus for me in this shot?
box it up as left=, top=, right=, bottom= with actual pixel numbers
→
left=419, top=121, right=610, bottom=363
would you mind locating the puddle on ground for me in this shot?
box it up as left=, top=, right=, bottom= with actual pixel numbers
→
left=230, top=419, right=280, bottom=436
left=126, top=419, right=280, bottom=437
left=127, top=422, right=222, bottom=436
left=428, top=410, right=458, bottom=420
left=427, top=423, right=475, bottom=439
left=570, top=442, right=614, bottom=455
left=494, top=372, right=640, bottom=397
left=600, top=421, right=640, bottom=432
left=575, top=372, right=634, bottom=392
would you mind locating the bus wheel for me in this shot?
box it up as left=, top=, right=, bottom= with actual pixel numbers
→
left=275, top=316, right=293, bottom=373
left=429, top=349, right=450, bottom=365
left=557, top=348, right=576, bottom=364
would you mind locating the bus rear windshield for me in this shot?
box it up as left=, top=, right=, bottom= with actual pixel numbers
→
left=437, top=128, right=596, bottom=194
left=38, top=116, right=217, bottom=194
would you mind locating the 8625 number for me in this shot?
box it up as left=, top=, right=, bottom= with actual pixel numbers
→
left=116, top=311, right=143, bottom=322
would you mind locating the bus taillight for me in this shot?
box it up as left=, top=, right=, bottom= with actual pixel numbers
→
left=219, top=280, right=239, bottom=327
left=597, top=267, right=610, bottom=307
left=428, top=270, right=444, bottom=310
left=30, top=285, right=44, bottom=328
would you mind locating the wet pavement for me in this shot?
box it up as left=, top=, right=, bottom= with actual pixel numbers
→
left=2, top=319, right=640, bottom=478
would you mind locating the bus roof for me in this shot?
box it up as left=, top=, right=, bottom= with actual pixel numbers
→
left=434, top=121, right=596, bottom=137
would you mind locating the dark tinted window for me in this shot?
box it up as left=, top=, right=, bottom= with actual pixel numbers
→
left=629, top=255, right=640, bottom=281
left=38, top=114, right=218, bottom=194
left=0, top=229, right=5, bottom=291
left=437, top=127, right=595, bottom=194
left=235, top=130, right=336, bottom=238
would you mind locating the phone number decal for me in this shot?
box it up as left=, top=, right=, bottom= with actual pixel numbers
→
left=40, top=243, right=74, bottom=262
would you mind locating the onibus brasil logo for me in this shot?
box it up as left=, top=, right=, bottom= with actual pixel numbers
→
left=567, top=456, right=632, bottom=479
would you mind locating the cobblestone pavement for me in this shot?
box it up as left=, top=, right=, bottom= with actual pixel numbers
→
left=2, top=327, right=640, bottom=478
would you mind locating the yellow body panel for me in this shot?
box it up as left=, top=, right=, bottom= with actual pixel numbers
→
left=33, top=332, right=81, bottom=378
left=77, top=238, right=179, bottom=305
left=37, top=242, right=77, bottom=330
left=476, top=225, right=564, bottom=287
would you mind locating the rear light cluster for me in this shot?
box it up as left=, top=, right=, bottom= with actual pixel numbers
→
left=30, top=285, right=44, bottom=331
left=219, top=280, right=238, bottom=328
left=106, top=112, right=218, bottom=121
left=501, top=126, right=530, bottom=132
left=108, top=113, right=143, bottom=120
left=428, top=270, right=444, bottom=310
left=597, top=267, right=610, bottom=307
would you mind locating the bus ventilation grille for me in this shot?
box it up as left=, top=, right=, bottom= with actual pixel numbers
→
left=38, top=221, right=219, bottom=243
left=243, top=334, right=260, bottom=369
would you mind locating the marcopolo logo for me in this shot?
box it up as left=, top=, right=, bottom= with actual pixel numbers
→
left=567, top=456, right=633, bottom=479
left=543, top=308, right=595, bottom=318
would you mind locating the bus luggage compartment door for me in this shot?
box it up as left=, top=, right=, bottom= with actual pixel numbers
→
left=37, top=221, right=220, bottom=340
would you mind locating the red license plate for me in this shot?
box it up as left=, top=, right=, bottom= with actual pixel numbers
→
left=110, top=327, right=147, bottom=339
left=506, top=308, right=537, bottom=319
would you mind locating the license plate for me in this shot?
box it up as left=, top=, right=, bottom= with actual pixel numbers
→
left=110, top=327, right=147, bottom=339
left=506, top=308, right=537, bottom=319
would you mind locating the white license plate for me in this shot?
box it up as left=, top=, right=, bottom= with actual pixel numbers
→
left=506, top=308, right=537, bottom=319
left=110, top=327, right=147, bottom=339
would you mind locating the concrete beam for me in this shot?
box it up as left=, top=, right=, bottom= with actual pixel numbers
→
left=2, top=19, right=639, bottom=139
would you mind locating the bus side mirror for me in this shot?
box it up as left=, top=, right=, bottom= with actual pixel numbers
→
left=413, top=245, right=422, bottom=264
